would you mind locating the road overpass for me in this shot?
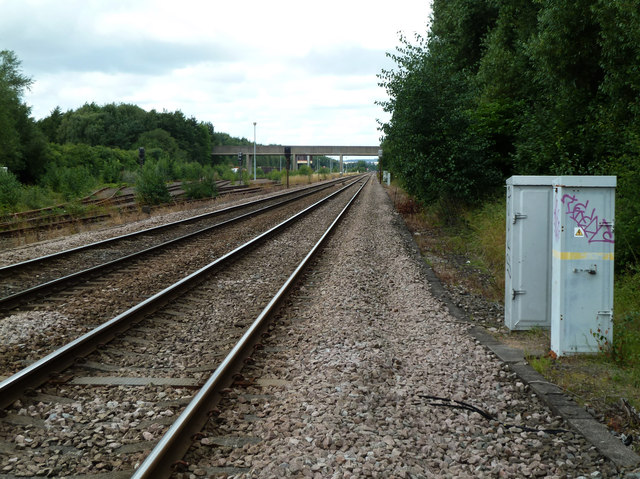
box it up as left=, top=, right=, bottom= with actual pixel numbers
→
left=212, top=145, right=381, bottom=171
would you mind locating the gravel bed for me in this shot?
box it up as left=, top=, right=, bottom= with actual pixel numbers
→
left=176, top=178, right=620, bottom=478
left=0, top=187, right=346, bottom=378
left=0, top=185, right=319, bottom=268
left=0, top=182, right=361, bottom=476
left=0, top=184, right=342, bottom=299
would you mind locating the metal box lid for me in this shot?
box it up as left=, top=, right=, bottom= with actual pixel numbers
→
left=553, top=176, right=617, bottom=188
left=506, top=175, right=555, bottom=186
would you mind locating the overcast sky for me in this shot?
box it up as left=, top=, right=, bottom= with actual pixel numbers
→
left=1, top=0, right=431, bottom=149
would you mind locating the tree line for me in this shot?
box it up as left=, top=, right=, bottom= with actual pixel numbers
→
left=378, top=0, right=640, bottom=269
left=0, top=49, right=261, bottom=210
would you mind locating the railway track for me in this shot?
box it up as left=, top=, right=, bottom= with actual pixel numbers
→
left=0, top=175, right=368, bottom=477
left=0, top=181, right=263, bottom=241
left=0, top=178, right=360, bottom=380
left=0, top=177, right=354, bottom=313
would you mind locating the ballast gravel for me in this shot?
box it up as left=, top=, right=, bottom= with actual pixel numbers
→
left=0, top=187, right=291, bottom=267
left=178, top=178, right=620, bottom=478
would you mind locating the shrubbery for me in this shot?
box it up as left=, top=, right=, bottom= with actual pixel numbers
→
left=0, top=169, right=22, bottom=212
left=182, top=165, right=218, bottom=199
left=135, top=160, right=171, bottom=205
left=41, top=165, right=97, bottom=200
left=267, top=169, right=284, bottom=182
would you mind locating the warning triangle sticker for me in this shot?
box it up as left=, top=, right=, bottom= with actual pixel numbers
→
left=574, top=227, right=585, bottom=238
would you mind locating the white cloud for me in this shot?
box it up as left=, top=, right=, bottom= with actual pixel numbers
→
left=1, top=0, right=431, bottom=146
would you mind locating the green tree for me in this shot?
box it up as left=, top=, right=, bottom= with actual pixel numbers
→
left=41, top=165, right=96, bottom=200
left=38, top=106, right=64, bottom=142
left=0, top=50, right=47, bottom=182
left=135, top=128, right=183, bottom=160
left=51, top=103, right=215, bottom=165
left=379, top=30, right=500, bottom=204
left=473, top=0, right=540, bottom=178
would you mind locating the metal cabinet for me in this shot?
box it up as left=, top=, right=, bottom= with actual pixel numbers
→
left=505, top=176, right=554, bottom=330
left=550, top=176, right=616, bottom=356
left=505, top=175, right=616, bottom=357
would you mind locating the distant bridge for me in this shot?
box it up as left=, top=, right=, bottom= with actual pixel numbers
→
left=212, top=145, right=381, bottom=171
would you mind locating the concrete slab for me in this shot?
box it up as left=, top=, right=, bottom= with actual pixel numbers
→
left=567, top=417, right=640, bottom=470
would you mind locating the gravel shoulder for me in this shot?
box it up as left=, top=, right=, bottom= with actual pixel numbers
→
left=177, top=178, right=621, bottom=478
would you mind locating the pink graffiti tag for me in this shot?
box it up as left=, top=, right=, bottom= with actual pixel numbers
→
left=561, top=194, right=614, bottom=244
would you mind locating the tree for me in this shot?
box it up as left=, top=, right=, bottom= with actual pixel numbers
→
left=50, top=103, right=215, bottom=164
left=514, top=0, right=607, bottom=174
left=38, top=106, right=63, bottom=142
left=473, top=0, right=540, bottom=178
left=378, top=28, right=500, bottom=204
left=0, top=50, right=47, bottom=182
left=378, top=0, right=640, bottom=267
left=0, top=169, right=22, bottom=211
left=135, top=128, right=181, bottom=158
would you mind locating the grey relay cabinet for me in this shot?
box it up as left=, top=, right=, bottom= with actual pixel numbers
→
left=550, top=176, right=616, bottom=356
left=505, top=176, right=554, bottom=330
left=505, top=176, right=616, bottom=356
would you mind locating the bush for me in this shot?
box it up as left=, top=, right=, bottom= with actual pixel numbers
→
left=298, top=165, right=313, bottom=176
left=608, top=153, right=640, bottom=270
left=101, top=159, right=124, bottom=183
left=122, top=170, right=137, bottom=184
left=0, top=169, right=22, bottom=211
left=180, top=161, right=203, bottom=181
left=135, top=161, right=171, bottom=205
left=182, top=165, right=218, bottom=199
left=613, top=266, right=640, bottom=368
left=611, top=310, right=640, bottom=369
left=19, top=185, right=52, bottom=210
left=218, top=166, right=236, bottom=182
left=41, top=165, right=97, bottom=200
left=267, top=169, right=284, bottom=182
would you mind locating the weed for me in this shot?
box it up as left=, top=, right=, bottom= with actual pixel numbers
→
left=529, top=355, right=553, bottom=375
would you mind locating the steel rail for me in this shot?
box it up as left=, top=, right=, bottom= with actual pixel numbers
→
left=0, top=178, right=363, bottom=411
left=0, top=186, right=268, bottom=238
left=0, top=183, right=247, bottom=235
left=0, top=177, right=351, bottom=273
left=0, top=180, right=348, bottom=312
left=132, top=176, right=370, bottom=478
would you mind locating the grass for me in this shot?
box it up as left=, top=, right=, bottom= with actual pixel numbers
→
left=530, top=354, right=640, bottom=432
left=393, top=187, right=506, bottom=301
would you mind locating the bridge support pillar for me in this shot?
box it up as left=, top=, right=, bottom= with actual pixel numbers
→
left=339, top=155, right=343, bottom=175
